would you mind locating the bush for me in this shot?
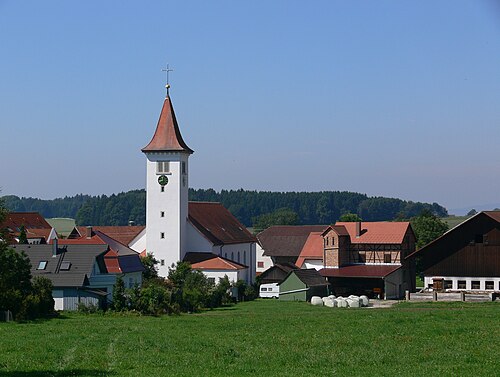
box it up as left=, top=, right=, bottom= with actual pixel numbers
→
left=77, top=302, right=101, bottom=314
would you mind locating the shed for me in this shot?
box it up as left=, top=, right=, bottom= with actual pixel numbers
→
left=279, top=269, right=329, bottom=301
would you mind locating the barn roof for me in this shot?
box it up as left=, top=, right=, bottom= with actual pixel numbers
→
left=281, top=268, right=329, bottom=287
left=295, top=232, right=323, bottom=267
left=319, top=265, right=400, bottom=278
left=141, top=95, right=193, bottom=154
left=1, top=212, right=54, bottom=243
left=188, top=202, right=256, bottom=245
left=184, top=252, right=247, bottom=270
left=257, top=225, right=328, bottom=257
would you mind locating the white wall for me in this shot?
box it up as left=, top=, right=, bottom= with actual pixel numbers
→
left=129, top=229, right=146, bottom=253
left=145, top=152, right=189, bottom=277
left=200, top=269, right=240, bottom=284
left=186, top=222, right=213, bottom=253
left=424, top=276, right=500, bottom=291
left=256, top=243, right=273, bottom=274
left=216, top=242, right=255, bottom=284
left=303, top=259, right=323, bottom=270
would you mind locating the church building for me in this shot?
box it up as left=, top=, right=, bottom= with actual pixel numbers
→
left=139, top=90, right=256, bottom=283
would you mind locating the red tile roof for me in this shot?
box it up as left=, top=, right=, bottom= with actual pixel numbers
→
left=257, top=225, right=328, bottom=257
left=184, top=252, right=247, bottom=270
left=295, top=232, right=323, bottom=268
left=332, top=222, right=411, bottom=244
left=76, top=226, right=145, bottom=246
left=188, top=202, right=256, bottom=245
left=1, top=212, right=54, bottom=243
left=141, top=95, right=194, bottom=154
left=319, top=265, right=401, bottom=278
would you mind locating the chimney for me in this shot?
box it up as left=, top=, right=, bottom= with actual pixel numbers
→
left=356, top=222, right=362, bottom=238
left=86, top=226, right=92, bottom=239
left=52, top=238, right=58, bottom=257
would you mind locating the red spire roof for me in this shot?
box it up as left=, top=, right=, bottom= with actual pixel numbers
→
left=142, top=95, right=194, bottom=154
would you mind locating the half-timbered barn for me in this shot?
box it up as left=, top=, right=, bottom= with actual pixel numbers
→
left=319, top=221, right=416, bottom=299
left=407, top=211, right=500, bottom=292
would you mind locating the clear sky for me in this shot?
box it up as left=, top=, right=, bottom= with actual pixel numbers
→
left=1, top=1, right=499, bottom=214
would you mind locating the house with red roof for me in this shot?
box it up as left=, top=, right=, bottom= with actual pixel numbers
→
left=1, top=212, right=57, bottom=245
left=319, top=221, right=416, bottom=299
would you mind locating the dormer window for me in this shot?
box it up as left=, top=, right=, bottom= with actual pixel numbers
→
left=157, top=161, right=170, bottom=174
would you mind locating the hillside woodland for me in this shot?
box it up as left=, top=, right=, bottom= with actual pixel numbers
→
left=2, top=189, right=447, bottom=227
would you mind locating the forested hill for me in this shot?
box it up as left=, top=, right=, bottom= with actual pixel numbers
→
left=2, top=189, right=448, bottom=227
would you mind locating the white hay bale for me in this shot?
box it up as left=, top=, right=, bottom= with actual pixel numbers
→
left=348, top=295, right=359, bottom=299
left=346, top=297, right=361, bottom=308
left=335, top=298, right=348, bottom=308
left=360, top=295, right=369, bottom=307
left=328, top=295, right=336, bottom=300
left=323, top=297, right=335, bottom=308
left=311, top=296, right=323, bottom=306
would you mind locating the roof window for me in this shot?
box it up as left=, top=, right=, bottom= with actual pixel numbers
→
left=37, top=261, right=47, bottom=270
left=60, top=261, right=71, bottom=271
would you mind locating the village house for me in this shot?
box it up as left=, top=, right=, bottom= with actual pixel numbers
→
left=319, top=221, right=416, bottom=299
left=1, top=212, right=57, bottom=245
left=12, top=241, right=144, bottom=311
left=407, top=211, right=500, bottom=292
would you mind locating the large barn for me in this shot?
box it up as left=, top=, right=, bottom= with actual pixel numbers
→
left=407, top=211, right=500, bottom=292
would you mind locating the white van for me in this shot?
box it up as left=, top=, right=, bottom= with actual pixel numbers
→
left=259, top=283, right=279, bottom=298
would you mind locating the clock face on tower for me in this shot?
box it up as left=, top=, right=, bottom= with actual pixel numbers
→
left=158, top=175, right=169, bottom=186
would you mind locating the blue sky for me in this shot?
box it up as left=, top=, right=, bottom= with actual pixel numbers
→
left=1, top=1, right=499, bottom=214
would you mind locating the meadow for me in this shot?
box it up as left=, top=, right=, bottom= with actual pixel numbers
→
left=1, top=300, right=499, bottom=376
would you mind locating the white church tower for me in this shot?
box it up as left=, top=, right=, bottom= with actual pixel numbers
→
left=142, top=90, right=194, bottom=277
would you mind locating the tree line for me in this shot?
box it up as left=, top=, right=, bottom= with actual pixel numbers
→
left=2, top=188, right=448, bottom=227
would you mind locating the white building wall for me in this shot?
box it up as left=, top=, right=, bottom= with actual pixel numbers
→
left=145, top=152, right=189, bottom=277
left=303, top=260, right=323, bottom=270
left=256, top=243, right=273, bottom=274
left=129, top=229, right=146, bottom=253
left=186, top=222, right=213, bottom=252
left=424, top=276, right=500, bottom=291
left=201, top=269, right=240, bottom=284
left=216, top=242, right=255, bottom=284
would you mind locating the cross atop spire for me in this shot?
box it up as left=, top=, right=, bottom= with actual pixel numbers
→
left=162, top=64, right=174, bottom=96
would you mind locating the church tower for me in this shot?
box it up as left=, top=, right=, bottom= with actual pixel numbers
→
left=142, top=92, right=194, bottom=277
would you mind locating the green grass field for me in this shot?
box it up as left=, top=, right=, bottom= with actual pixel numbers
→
left=1, top=300, right=499, bottom=376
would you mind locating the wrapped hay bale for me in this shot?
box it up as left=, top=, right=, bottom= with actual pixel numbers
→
left=323, top=297, right=335, bottom=308
left=348, top=295, right=359, bottom=300
left=335, top=298, right=347, bottom=308
left=328, top=295, right=336, bottom=300
left=359, top=295, right=369, bottom=307
left=311, top=296, right=324, bottom=306
left=346, top=297, right=361, bottom=308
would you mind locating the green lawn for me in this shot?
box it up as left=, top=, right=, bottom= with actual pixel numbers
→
left=1, top=300, right=499, bottom=376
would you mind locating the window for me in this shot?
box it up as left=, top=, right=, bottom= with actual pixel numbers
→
left=208, top=277, right=215, bottom=284
left=257, top=261, right=264, bottom=268
left=237, top=252, right=240, bottom=263
left=160, top=186, right=165, bottom=192
left=128, top=278, right=134, bottom=288
left=60, top=261, right=71, bottom=271
left=244, top=251, right=246, bottom=264
left=160, top=211, right=165, bottom=217
left=225, top=253, right=228, bottom=258
left=474, top=234, right=484, bottom=243
left=471, top=281, right=480, bottom=290
left=160, top=259, right=165, bottom=266
left=182, top=161, right=186, bottom=174
left=160, top=232, right=165, bottom=239
left=444, top=280, right=453, bottom=289
left=157, top=161, right=170, bottom=174
left=384, top=254, right=391, bottom=263
left=458, top=280, right=466, bottom=289
left=326, top=238, right=329, bottom=246
left=37, top=261, right=47, bottom=270
left=231, top=252, right=234, bottom=260
left=261, top=287, right=267, bottom=292
left=358, top=253, right=366, bottom=263
left=331, top=237, right=334, bottom=246
left=485, top=281, right=494, bottom=290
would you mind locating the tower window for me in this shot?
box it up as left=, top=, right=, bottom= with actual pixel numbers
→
left=160, top=259, right=165, bottom=266
left=160, top=232, right=165, bottom=239
left=160, top=186, right=165, bottom=192
left=160, top=211, right=165, bottom=217
left=157, top=161, right=170, bottom=174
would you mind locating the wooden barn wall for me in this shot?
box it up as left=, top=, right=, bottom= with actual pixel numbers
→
left=424, top=227, right=500, bottom=277
left=418, top=214, right=499, bottom=271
